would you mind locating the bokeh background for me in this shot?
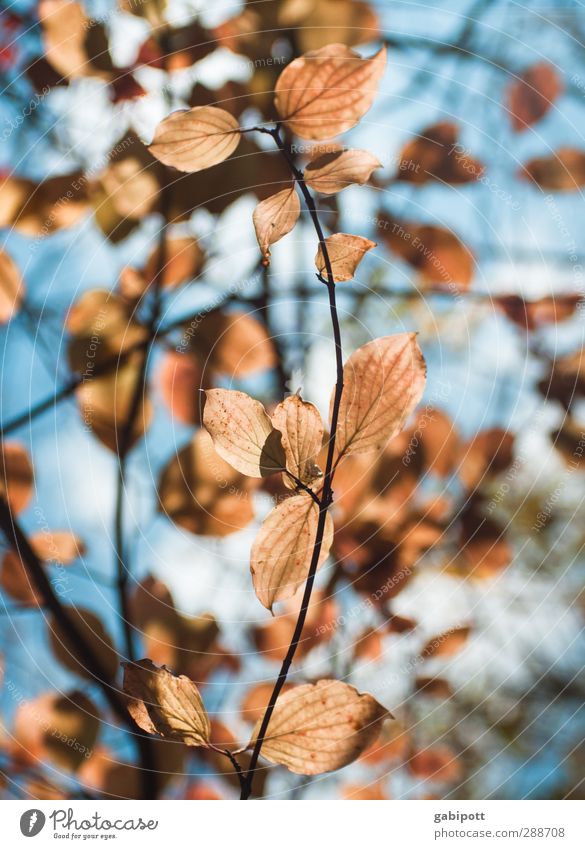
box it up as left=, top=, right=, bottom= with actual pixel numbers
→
left=1, top=0, right=585, bottom=800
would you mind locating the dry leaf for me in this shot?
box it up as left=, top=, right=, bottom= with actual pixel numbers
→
left=274, top=44, right=386, bottom=140
left=149, top=106, right=241, bottom=173
left=334, top=333, right=426, bottom=457
left=315, top=233, right=376, bottom=281
left=522, top=147, right=585, bottom=191
left=248, top=679, right=389, bottom=775
left=250, top=494, right=334, bottom=610
left=49, top=608, right=118, bottom=680
left=0, top=442, right=34, bottom=514
left=271, top=394, right=324, bottom=488
left=396, top=123, right=484, bottom=185
left=122, top=659, right=210, bottom=747
left=420, top=626, right=470, bottom=660
left=383, top=218, right=475, bottom=288
left=0, top=250, right=24, bottom=323
left=203, top=389, right=286, bottom=477
left=305, top=148, right=381, bottom=194
left=507, top=62, right=563, bottom=131
left=252, top=187, right=301, bottom=254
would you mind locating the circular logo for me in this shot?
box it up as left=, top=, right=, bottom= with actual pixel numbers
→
left=20, top=810, right=46, bottom=837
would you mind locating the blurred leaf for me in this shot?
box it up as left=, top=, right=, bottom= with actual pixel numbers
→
left=522, top=148, right=585, bottom=190
left=382, top=217, right=475, bottom=288
left=507, top=62, right=563, bottom=131
left=0, top=442, right=33, bottom=514
left=0, top=250, right=24, bottom=323
left=396, top=122, right=484, bottom=184
left=48, top=608, right=118, bottom=680
left=420, top=626, right=470, bottom=659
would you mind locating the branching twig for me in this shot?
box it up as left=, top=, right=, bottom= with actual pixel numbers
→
left=240, top=125, right=345, bottom=800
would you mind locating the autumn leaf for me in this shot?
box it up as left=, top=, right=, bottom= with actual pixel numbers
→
left=507, top=62, right=563, bottom=131
left=252, top=186, right=300, bottom=255
left=522, top=147, right=585, bottom=190
left=250, top=494, right=334, bottom=610
left=304, top=148, right=381, bottom=194
left=0, top=442, right=34, bottom=514
left=123, top=659, right=211, bottom=747
left=315, top=233, right=376, bottom=282
left=49, top=608, right=118, bottom=680
left=420, top=626, right=471, bottom=659
left=158, top=429, right=258, bottom=537
left=149, top=106, right=241, bottom=173
left=274, top=44, right=386, bottom=140
left=248, top=680, right=390, bottom=775
left=203, top=389, right=286, bottom=477
left=271, top=394, right=324, bottom=488
left=396, top=123, right=484, bottom=185
left=0, top=250, right=24, bottom=323
left=334, top=333, right=426, bottom=457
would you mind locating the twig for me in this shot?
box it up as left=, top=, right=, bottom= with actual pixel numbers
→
left=240, top=125, right=345, bottom=800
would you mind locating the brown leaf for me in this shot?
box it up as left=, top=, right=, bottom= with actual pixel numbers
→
left=144, top=236, right=205, bottom=290
left=272, top=394, right=324, bottom=488
left=49, top=608, right=118, bottom=680
left=274, top=44, right=386, bottom=140
left=292, top=0, right=380, bottom=53
left=315, top=233, right=376, bottom=281
left=123, top=659, right=210, bottom=747
left=353, top=628, right=384, bottom=662
left=13, top=690, right=99, bottom=772
left=39, top=0, right=95, bottom=81
left=252, top=590, right=338, bottom=662
left=383, top=218, right=475, bottom=288
left=76, top=361, right=153, bottom=453
left=495, top=294, right=581, bottom=330
left=414, top=677, right=454, bottom=699
left=250, top=494, right=334, bottom=610
left=0, top=250, right=24, bottom=322
left=184, top=310, right=277, bottom=379
left=459, top=428, right=515, bottom=490
left=420, top=626, right=470, bottom=660
left=408, top=745, right=462, bottom=783
left=305, top=148, right=381, bottom=194
left=343, top=780, right=388, bottom=800
left=149, top=106, right=241, bottom=173
left=157, top=429, right=258, bottom=537
left=253, top=186, right=300, bottom=255
left=248, top=679, right=390, bottom=775
left=2, top=532, right=84, bottom=605
left=66, top=288, right=147, bottom=373
left=522, top=148, right=585, bottom=191
left=157, top=351, right=205, bottom=426
left=396, top=123, right=484, bottom=185
left=240, top=682, right=295, bottom=725
left=507, top=62, right=563, bottom=131
left=334, top=333, right=426, bottom=457
left=0, top=442, right=34, bottom=514
left=203, top=389, right=286, bottom=478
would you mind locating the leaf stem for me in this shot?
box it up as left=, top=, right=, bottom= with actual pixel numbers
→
left=240, top=125, right=345, bottom=800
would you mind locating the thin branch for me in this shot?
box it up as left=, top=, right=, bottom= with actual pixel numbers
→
left=240, top=125, right=345, bottom=800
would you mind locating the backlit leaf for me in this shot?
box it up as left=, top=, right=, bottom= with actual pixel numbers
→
left=250, top=494, right=334, bottom=610
left=305, top=148, right=381, bottom=194
left=203, top=389, right=286, bottom=477
left=315, top=233, right=376, bottom=281
left=333, top=333, right=426, bottom=457
left=253, top=186, right=300, bottom=254
left=123, top=659, right=210, bottom=747
left=271, top=394, right=324, bottom=488
left=149, top=106, right=241, bottom=173
left=248, top=679, right=390, bottom=775
left=274, top=44, right=386, bottom=140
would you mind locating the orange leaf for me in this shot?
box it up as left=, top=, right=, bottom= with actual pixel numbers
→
left=274, top=43, right=386, bottom=140
left=420, top=626, right=470, bottom=660
left=252, top=186, right=300, bottom=254
left=315, top=233, right=376, bottom=281
left=149, top=106, right=241, bottom=173
left=305, top=148, right=381, bottom=194
left=271, top=394, right=324, bottom=488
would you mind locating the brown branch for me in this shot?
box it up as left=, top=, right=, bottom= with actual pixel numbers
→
left=240, top=125, right=345, bottom=800
left=0, top=494, right=158, bottom=798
